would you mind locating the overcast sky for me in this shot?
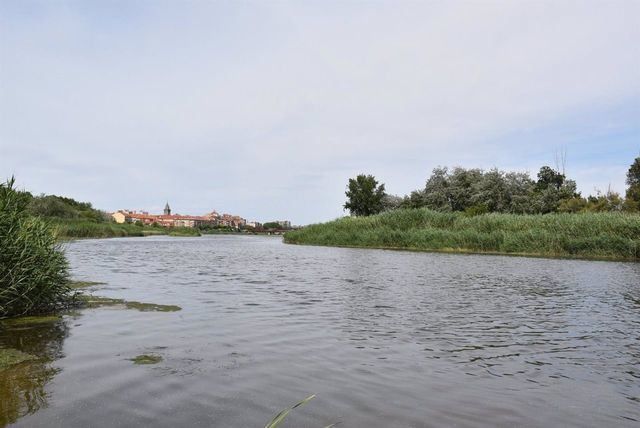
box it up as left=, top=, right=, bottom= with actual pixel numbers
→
left=1, top=0, right=639, bottom=224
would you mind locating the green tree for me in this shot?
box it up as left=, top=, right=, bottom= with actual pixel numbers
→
left=536, top=166, right=565, bottom=190
left=448, top=167, right=483, bottom=212
left=627, top=157, right=640, bottom=186
left=423, top=167, right=451, bottom=211
left=625, top=157, right=640, bottom=211
left=344, top=174, right=386, bottom=216
left=532, top=166, right=577, bottom=213
left=471, top=168, right=510, bottom=213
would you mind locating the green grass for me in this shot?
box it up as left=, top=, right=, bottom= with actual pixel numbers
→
left=284, top=208, right=640, bottom=261
left=51, top=219, right=163, bottom=239
left=51, top=219, right=202, bottom=239
left=168, top=227, right=201, bottom=237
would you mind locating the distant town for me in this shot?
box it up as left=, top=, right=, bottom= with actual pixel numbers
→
left=112, top=202, right=292, bottom=231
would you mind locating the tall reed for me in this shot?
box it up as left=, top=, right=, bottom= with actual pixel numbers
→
left=0, top=178, right=72, bottom=318
left=284, top=208, right=640, bottom=261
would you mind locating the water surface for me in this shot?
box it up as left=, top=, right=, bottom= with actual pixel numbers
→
left=2, top=235, right=639, bottom=427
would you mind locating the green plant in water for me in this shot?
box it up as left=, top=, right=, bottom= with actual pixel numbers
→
left=0, top=315, right=61, bottom=327
left=264, top=394, right=320, bottom=428
left=0, top=177, right=72, bottom=318
left=129, top=354, right=162, bottom=365
left=0, top=348, right=38, bottom=370
left=69, top=280, right=106, bottom=289
left=77, top=295, right=181, bottom=312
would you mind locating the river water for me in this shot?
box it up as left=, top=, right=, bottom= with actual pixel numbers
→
left=2, top=235, right=639, bottom=427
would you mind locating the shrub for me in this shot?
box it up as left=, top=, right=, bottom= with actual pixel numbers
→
left=0, top=178, right=72, bottom=318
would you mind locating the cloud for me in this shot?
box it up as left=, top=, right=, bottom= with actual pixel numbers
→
left=1, top=0, right=639, bottom=223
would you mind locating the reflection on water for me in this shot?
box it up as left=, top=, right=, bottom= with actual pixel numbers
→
left=0, top=317, right=69, bottom=426
left=2, top=235, right=640, bottom=427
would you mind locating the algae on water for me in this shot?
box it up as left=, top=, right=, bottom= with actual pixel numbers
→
left=130, top=354, right=163, bottom=365
left=78, top=295, right=181, bottom=312
left=0, top=348, right=38, bottom=370
left=69, top=280, right=106, bottom=289
left=1, top=315, right=61, bottom=327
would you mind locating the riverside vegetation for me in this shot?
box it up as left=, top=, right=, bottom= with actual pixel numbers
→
left=14, top=186, right=200, bottom=239
left=0, top=177, right=185, bottom=320
left=285, top=158, right=640, bottom=261
left=0, top=178, right=73, bottom=319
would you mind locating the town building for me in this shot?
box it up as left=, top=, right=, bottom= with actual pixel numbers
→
left=111, top=203, right=250, bottom=230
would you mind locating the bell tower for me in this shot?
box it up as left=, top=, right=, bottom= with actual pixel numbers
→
left=164, top=202, right=171, bottom=216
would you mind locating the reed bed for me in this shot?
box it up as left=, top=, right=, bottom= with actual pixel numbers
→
left=1, top=179, right=72, bottom=318
left=52, top=220, right=202, bottom=239
left=284, top=209, right=640, bottom=261
left=52, top=219, right=150, bottom=239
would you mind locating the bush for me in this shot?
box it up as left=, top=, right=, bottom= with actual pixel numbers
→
left=0, top=178, right=72, bottom=318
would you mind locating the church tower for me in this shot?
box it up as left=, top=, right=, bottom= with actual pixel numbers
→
left=164, top=202, right=171, bottom=216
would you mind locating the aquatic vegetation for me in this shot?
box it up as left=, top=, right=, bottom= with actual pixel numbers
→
left=285, top=208, right=640, bottom=261
left=69, top=280, right=106, bottom=289
left=0, top=315, right=68, bottom=425
left=0, top=348, right=37, bottom=370
left=129, top=354, right=163, bottom=365
left=78, top=295, right=181, bottom=312
left=1, top=315, right=61, bottom=327
left=0, top=178, right=73, bottom=319
left=265, top=394, right=317, bottom=428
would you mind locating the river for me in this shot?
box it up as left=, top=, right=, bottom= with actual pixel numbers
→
left=2, top=235, right=639, bottom=427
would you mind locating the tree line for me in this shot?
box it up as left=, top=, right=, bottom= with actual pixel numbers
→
left=345, top=157, right=640, bottom=216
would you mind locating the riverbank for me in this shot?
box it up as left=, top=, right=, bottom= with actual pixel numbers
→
left=284, top=208, right=640, bottom=261
left=52, top=219, right=201, bottom=239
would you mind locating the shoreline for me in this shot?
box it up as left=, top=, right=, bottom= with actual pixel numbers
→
left=283, top=208, right=640, bottom=263
left=283, top=240, right=638, bottom=263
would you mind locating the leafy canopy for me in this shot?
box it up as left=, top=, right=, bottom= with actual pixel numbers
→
left=344, top=174, right=386, bottom=216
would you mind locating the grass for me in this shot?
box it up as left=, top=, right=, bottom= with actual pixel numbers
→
left=52, top=219, right=202, bottom=239
left=284, top=208, right=640, bottom=261
left=265, top=395, right=317, bottom=428
left=168, top=227, right=201, bottom=237
left=52, top=219, right=163, bottom=239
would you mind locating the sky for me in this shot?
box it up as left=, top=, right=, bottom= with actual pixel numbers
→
left=1, top=0, right=639, bottom=225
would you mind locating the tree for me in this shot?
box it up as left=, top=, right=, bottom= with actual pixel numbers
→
left=533, top=166, right=577, bottom=213
left=344, top=174, right=386, bottom=216
left=448, top=167, right=483, bottom=212
left=627, top=157, right=640, bottom=187
left=536, top=166, right=565, bottom=190
left=381, top=194, right=403, bottom=211
left=471, top=168, right=510, bottom=213
left=625, top=157, right=640, bottom=211
left=423, top=167, right=451, bottom=211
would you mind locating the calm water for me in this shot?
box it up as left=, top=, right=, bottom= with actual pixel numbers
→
left=2, top=235, right=640, bottom=427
